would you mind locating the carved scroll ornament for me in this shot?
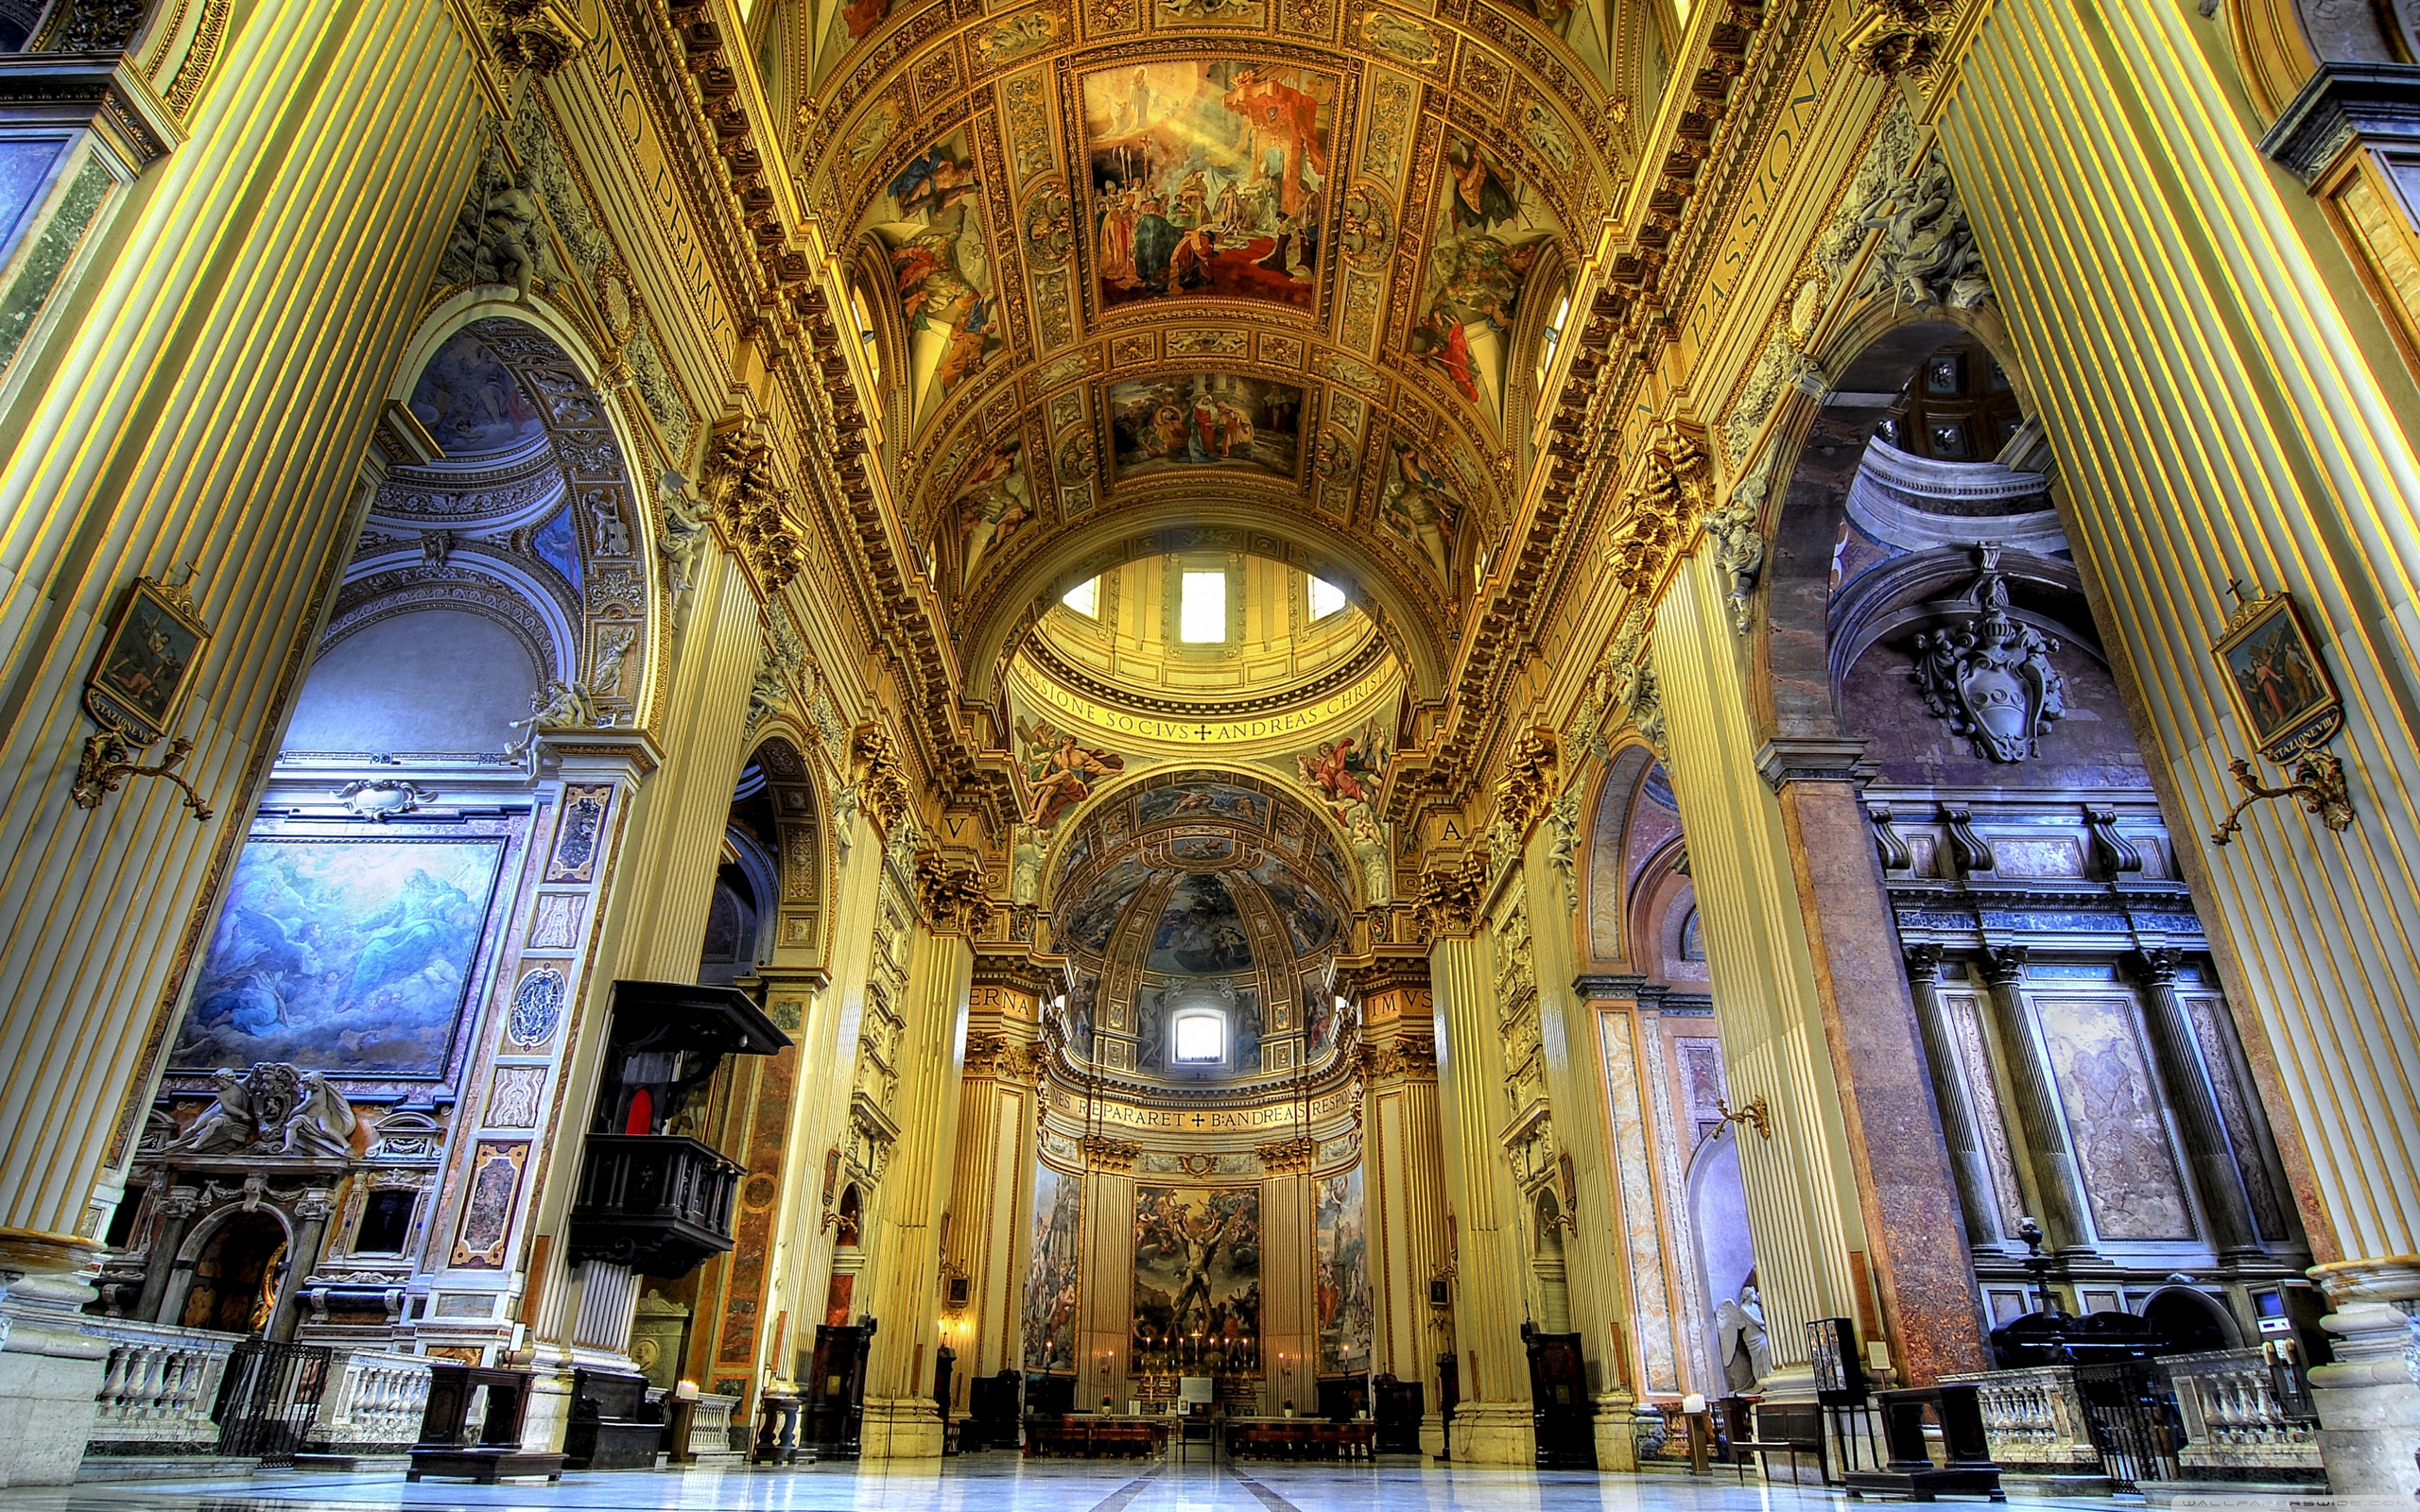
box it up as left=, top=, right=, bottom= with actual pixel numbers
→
left=1910, top=559, right=2066, bottom=763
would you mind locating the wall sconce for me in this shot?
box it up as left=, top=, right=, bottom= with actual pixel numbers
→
left=1714, top=1094, right=1771, bottom=1141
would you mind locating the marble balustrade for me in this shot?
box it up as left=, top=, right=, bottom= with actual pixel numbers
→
left=1940, top=1366, right=2101, bottom=1473
left=304, top=1349, right=433, bottom=1457
left=2165, top=1349, right=2323, bottom=1477
left=83, top=1321, right=245, bottom=1453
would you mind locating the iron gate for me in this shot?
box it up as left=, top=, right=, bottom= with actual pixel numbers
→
left=214, top=1339, right=333, bottom=1465
left=2072, top=1362, right=2183, bottom=1491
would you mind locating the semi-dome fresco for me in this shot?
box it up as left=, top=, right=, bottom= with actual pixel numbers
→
left=1050, top=768, right=1356, bottom=1081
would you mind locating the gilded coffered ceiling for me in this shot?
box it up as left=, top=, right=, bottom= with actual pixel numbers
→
left=760, top=0, right=1668, bottom=699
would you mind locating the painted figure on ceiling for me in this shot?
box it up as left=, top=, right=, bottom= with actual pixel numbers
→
left=1020, top=718, right=1126, bottom=828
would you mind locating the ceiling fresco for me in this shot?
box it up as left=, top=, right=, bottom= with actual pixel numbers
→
left=776, top=0, right=1658, bottom=702
left=1045, top=767, right=1358, bottom=1081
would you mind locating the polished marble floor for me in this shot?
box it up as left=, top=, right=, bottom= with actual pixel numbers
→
left=0, top=1456, right=2353, bottom=1512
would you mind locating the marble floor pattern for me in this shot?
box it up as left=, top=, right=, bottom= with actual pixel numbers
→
left=0, top=1457, right=2351, bottom=1512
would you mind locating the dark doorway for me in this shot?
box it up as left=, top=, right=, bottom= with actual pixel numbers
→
left=182, top=1212, right=287, bottom=1333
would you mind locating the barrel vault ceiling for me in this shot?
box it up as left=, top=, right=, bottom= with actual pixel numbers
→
left=776, top=0, right=1662, bottom=700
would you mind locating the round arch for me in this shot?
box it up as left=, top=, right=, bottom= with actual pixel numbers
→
left=1582, top=740, right=1662, bottom=967
left=959, top=503, right=1453, bottom=708
left=377, top=289, right=667, bottom=730
left=1747, top=303, right=2041, bottom=747
left=739, top=729, right=831, bottom=965
left=1037, top=761, right=1371, bottom=917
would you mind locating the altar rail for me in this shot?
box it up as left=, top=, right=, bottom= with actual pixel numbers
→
left=1943, top=1350, right=2321, bottom=1489
left=84, top=1320, right=244, bottom=1454
left=305, top=1348, right=433, bottom=1457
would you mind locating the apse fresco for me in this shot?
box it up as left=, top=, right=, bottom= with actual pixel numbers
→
left=1024, top=1161, right=1083, bottom=1370
left=1107, top=374, right=1303, bottom=481
left=1414, top=135, right=1559, bottom=426
left=1081, top=61, right=1337, bottom=312
left=1150, top=874, right=1253, bottom=973
left=1315, top=1168, right=1372, bottom=1375
left=862, top=130, right=1001, bottom=425
left=1248, top=853, right=1338, bottom=954
left=1062, top=855, right=1159, bottom=954
left=1134, top=1185, right=1261, bottom=1361
left=1136, top=780, right=1270, bottom=830
left=406, top=332, right=544, bottom=455
left=173, top=836, right=505, bottom=1076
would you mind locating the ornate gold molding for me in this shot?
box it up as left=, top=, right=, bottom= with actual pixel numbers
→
left=1409, top=854, right=1489, bottom=943
left=1495, top=726, right=1560, bottom=837
left=1080, top=1133, right=1140, bottom=1172
left=702, top=421, right=804, bottom=594
left=1255, top=1135, right=1318, bottom=1175
left=492, top=0, right=586, bottom=77
left=851, top=723, right=910, bottom=835
left=914, top=851, right=995, bottom=936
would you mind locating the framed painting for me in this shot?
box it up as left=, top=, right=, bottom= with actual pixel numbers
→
left=171, top=834, right=507, bottom=1076
left=85, top=576, right=210, bottom=745
left=2212, top=590, right=2341, bottom=761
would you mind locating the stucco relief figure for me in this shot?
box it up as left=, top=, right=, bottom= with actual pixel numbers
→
left=279, top=1071, right=357, bottom=1158
left=1352, top=812, right=1391, bottom=905
left=443, top=155, right=555, bottom=301
left=509, top=679, right=598, bottom=753
left=1011, top=826, right=1046, bottom=905
left=169, top=1070, right=253, bottom=1155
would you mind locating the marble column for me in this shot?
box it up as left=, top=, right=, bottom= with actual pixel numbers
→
left=135, top=1186, right=198, bottom=1324
left=1760, top=762, right=1987, bottom=1383
left=2126, top=951, right=2262, bottom=1260
left=1903, top=947, right=2001, bottom=1253
left=0, top=6, right=481, bottom=1486
left=2308, top=1260, right=2420, bottom=1497
left=1943, top=0, right=2420, bottom=1480
left=856, top=921, right=972, bottom=1458
left=943, top=990, right=1040, bottom=1395
left=1649, top=554, right=1872, bottom=1398
left=1429, top=927, right=1536, bottom=1464
left=266, top=1188, right=336, bottom=1344
left=1976, top=947, right=2097, bottom=1258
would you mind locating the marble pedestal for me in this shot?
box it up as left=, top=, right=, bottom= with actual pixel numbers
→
left=1593, top=1392, right=1638, bottom=1470
left=1445, top=1400, right=1537, bottom=1466
left=0, top=1234, right=109, bottom=1487
left=1417, top=1411, right=1447, bottom=1458
left=2309, top=1259, right=2420, bottom=1499
left=857, top=1395, right=944, bottom=1458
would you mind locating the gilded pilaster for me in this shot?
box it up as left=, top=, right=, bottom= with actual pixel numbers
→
left=1651, top=556, right=1867, bottom=1397
left=0, top=5, right=483, bottom=1486
left=856, top=913, right=972, bottom=1458
left=1520, top=833, right=1636, bottom=1466
left=1939, top=0, right=2420, bottom=1479
left=1429, top=920, right=1537, bottom=1464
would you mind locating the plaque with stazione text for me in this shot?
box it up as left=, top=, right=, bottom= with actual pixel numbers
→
left=84, top=575, right=209, bottom=747
left=2212, top=588, right=2342, bottom=763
